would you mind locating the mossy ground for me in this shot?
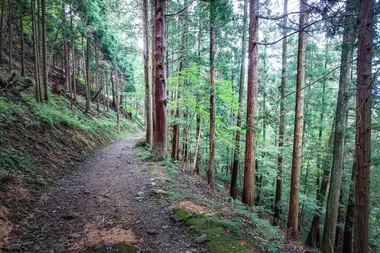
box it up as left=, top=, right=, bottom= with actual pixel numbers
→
left=133, top=145, right=283, bottom=253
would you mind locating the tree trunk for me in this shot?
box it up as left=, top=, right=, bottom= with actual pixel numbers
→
left=287, top=0, right=307, bottom=238
left=354, top=0, right=373, bottom=251
left=342, top=162, right=355, bottom=253
left=150, top=0, right=156, bottom=140
left=242, top=0, right=259, bottom=207
left=85, top=34, right=91, bottom=112
left=31, top=0, right=41, bottom=102
left=7, top=0, right=11, bottom=73
left=19, top=0, right=24, bottom=76
left=152, top=0, right=167, bottom=159
left=0, top=0, right=4, bottom=63
left=193, top=18, right=202, bottom=176
left=230, top=0, right=248, bottom=200
left=142, top=0, right=152, bottom=145
left=321, top=1, right=355, bottom=250
left=114, top=55, right=120, bottom=134
left=95, top=43, right=99, bottom=112
left=41, top=0, right=48, bottom=101
left=273, top=0, right=288, bottom=225
left=71, top=4, right=76, bottom=102
left=106, top=64, right=109, bottom=111
left=193, top=116, right=202, bottom=175
left=207, top=0, right=216, bottom=190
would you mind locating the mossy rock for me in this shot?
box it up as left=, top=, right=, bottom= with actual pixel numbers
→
left=172, top=208, right=191, bottom=222
left=154, top=188, right=169, bottom=198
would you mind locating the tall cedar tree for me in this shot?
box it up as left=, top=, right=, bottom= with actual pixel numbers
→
left=321, top=0, right=355, bottom=250
left=41, top=0, right=48, bottom=100
left=354, top=0, right=373, bottom=251
left=19, top=0, right=25, bottom=76
left=287, top=0, right=307, bottom=238
left=85, top=34, right=91, bottom=112
left=114, top=55, right=120, bottom=134
left=230, top=0, right=248, bottom=199
left=242, top=0, right=259, bottom=207
left=0, top=0, right=4, bottom=63
left=152, top=0, right=167, bottom=158
left=8, top=0, right=11, bottom=73
left=31, top=0, right=41, bottom=102
left=142, top=0, right=153, bottom=145
left=207, top=0, right=216, bottom=189
left=273, top=0, right=288, bottom=225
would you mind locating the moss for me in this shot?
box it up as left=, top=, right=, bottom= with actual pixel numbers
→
left=172, top=208, right=191, bottom=222
left=186, top=215, right=252, bottom=253
left=154, top=188, right=169, bottom=198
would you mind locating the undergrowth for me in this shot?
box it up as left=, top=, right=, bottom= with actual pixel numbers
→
left=0, top=88, right=140, bottom=189
left=133, top=145, right=283, bottom=252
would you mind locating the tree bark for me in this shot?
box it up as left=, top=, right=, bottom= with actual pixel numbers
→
left=354, top=0, right=373, bottom=251
left=0, top=0, right=4, bottom=63
left=7, top=0, right=11, bottom=73
left=273, top=0, right=288, bottom=225
left=321, top=1, right=355, bottom=250
left=114, top=56, right=120, bottom=134
left=85, top=34, right=91, bottom=112
left=31, top=0, right=41, bottom=102
left=342, top=162, right=355, bottom=253
left=287, top=0, right=307, bottom=238
left=41, top=0, right=48, bottom=101
left=19, top=0, right=25, bottom=76
left=71, top=4, right=76, bottom=102
left=230, top=0, right=248, bottom=200
left=152, top=0, right=167, bottom=158
left=242, top=0, right=259, bottom=207
left=207, top=0, right=216, bottom=190
left=193, top=18, right=202, bottom=176
left=142, top=0, right=153, bottom=145
left=95, top=43, right=99, bottom=112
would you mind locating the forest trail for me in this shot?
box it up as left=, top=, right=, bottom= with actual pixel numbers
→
left=12, top=134, right=196, bottom=253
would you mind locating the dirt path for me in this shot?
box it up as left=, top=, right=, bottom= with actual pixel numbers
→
left=10, top=134, right=200, bottom=253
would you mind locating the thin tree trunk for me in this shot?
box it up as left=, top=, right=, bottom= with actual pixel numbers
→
left=242, top=0, right=259, bottom=207
left=41, top=0, right=48, bottom=101
left=19, top=0, right=24, bottom=76
left=106, top=64, right=109, bottom=111
left=230, top=0, right=248, bottom=200
left=287, top=0, right=307, bottom=238
left=321, top=1, right=355, bottom=250
left=0, top=0, right=4, bottom=63
left=71, top=3, right=76, bottom=102
left=342, top=162, right=355, bottom=253
left=193, top=117, right=202, bottom=175
left=193, top=18, right=202, bottom=176
left=31, top=0, right=40, bottom=102
left=8, top=0, right=11, bottom=73
left=354, top=0, right=373, bottom=251
left=152, top=0, right=167, bottom=159
left=207, top=0, right=216, bottom=190
left=95, top=43, right=99, bottom=112
left=273, top=0, right=288, bottom=225
left=85, top=34, right=91, bottom=112
left=114, top=55, right=120, bottom=134
left=142, top=0, right=152, bottom=145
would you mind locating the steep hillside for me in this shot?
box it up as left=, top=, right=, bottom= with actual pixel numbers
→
left=0, top=71, right=141, bottom=245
